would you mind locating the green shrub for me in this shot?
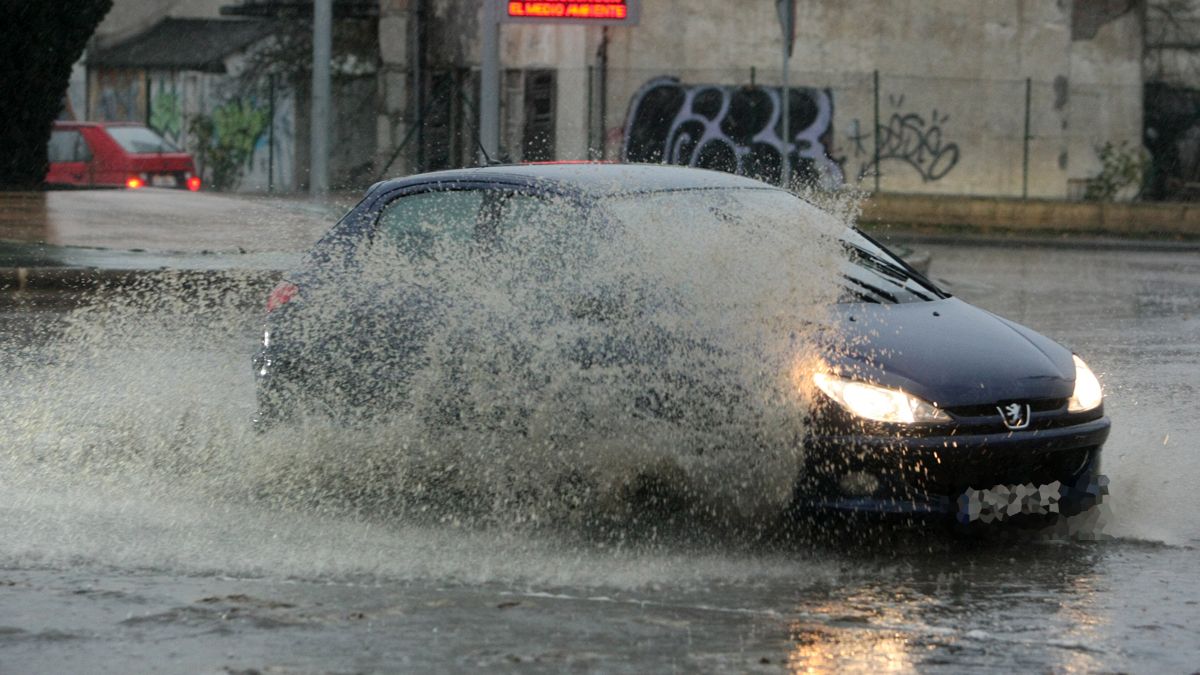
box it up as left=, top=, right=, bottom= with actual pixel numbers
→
left=1084, top=141, right=1148, bottom=202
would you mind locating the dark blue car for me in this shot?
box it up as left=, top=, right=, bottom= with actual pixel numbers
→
left=253, top=163, right=1109, bottom=526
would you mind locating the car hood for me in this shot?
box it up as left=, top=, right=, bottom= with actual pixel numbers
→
left=823, top=298, right=1075, bottom=407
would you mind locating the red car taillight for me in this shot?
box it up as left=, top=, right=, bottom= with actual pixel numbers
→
left=187, top=176, right=202, bottom=191
left=126, top=176, right=144, bottom=189
left=266, top=281, right=299, bottom=313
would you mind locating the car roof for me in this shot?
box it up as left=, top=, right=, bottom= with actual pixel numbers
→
left=373, top=163, right=781, bottom=198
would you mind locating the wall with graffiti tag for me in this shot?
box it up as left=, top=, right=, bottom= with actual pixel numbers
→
left=589, top=1, right=1141, bottom=199
left=613, top=69, right=1114, bottom=198
left=621, top=77, right=843, bottom=188
left=90, top=67, right=298, bottom=192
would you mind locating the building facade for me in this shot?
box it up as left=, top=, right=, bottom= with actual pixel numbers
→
left=79, top=0, right=378, bottom=193
left=379, top=0, right=1144, bottom=199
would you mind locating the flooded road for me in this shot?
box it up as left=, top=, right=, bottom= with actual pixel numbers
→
left=1, top=240, right=1198, bottom=673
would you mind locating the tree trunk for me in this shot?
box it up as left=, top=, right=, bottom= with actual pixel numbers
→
left=0, top=1, right=113, bottom=189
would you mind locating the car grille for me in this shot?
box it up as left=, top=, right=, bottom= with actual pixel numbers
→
left=943, top=397, right=1068, bottom=418
left=906, top=446, right=1095, bottom=494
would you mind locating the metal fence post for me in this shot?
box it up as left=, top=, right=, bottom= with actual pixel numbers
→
left=267, top=73, right=275, bottom=193
left=480, top=0, right=500, bottom=163
left=310, top=0, right=331, bottom=195
left=873, top=69, right=881, bottom=193
left=1023, top=77, right=1032, bottom=199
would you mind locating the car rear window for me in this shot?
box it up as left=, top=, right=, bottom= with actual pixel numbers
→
left=48, top=130, right=91, bottom=162
left=376, top=190, right=485, bottom=258
left=105, top=126, right=180, bottom=154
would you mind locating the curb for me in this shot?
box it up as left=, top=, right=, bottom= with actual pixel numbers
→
left=0, top=266, right=284, bottom=293
left=868, top=230, right=1200, bottom=253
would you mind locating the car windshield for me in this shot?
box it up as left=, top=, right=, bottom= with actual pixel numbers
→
left=105, top=126, right=179, bottom=154
left=372, top=187, right=584, bottom=260
left=603, top=188, right=947, bottom=304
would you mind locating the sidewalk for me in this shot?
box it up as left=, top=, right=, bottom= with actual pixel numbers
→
left=3, top=187, right=1197, bottom=294
left=865, top=225, right=1200, bottom=253
left=860, top=192, right=1200, bottom=239
left=0, top=189, right=341, bottom=292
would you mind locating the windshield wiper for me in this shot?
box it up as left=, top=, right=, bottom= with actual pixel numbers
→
left=845, top=243, right=937, bottom=302
left=846, top=244, right=912, bottom=281
left=841, top=274, right=897, bottom=304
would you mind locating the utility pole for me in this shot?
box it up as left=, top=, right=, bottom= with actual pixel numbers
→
left=480, top=0, right=500, bottom=163
left=310, top=0, right=332, bottom=195
left=776, top=0, right=795, bottom=188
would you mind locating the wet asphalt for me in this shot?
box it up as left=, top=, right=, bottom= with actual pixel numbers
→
left=0, top=239, right=1198, bottom=673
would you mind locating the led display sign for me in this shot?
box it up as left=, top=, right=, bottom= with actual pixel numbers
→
left=501, top=0, right=640, bottom=26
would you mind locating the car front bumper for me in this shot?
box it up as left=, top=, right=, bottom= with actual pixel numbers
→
left=792, top=416, right=1111, bottom=523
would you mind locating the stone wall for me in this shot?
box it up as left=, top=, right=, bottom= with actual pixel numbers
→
left=377, top=0, right=414, bottom=175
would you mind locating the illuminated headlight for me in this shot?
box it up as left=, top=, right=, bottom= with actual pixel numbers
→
left=812, top=372, right=950, bottom=424
left=1068, top=355, right=1103, bottom=412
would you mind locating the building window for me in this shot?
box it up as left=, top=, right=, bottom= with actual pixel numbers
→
left=523, top=70, right=556, bottom=162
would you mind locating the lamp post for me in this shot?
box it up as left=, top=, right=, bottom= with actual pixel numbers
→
left=480, top=1, right=500, bottom=163
left=776, top=0, right=795, bottom=188
left=310, top=0, right=332, bottom=195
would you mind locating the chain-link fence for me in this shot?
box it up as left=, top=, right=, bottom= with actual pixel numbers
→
left=391, top=66, right=1144, bottom=201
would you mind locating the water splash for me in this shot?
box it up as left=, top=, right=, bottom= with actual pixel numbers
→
left=0, top=186, right=850, bottom=568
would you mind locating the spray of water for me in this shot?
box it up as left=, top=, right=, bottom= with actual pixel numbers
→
left=0, top=184, right=854, bottom=580
left=250, top=186, right=848, bottom=533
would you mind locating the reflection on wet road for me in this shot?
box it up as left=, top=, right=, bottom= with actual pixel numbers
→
left=0, top=241, right=1198, bottom=673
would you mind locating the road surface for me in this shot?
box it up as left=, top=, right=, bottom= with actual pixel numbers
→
left=0, top=238, right=1197, bottom=673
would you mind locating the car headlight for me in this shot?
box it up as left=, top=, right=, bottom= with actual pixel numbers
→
left=812, top=372, right=950, bottom=424
left=1068, top=355, right=1103, bottom=412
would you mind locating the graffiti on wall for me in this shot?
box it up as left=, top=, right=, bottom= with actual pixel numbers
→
left=149, top=90, right=182, bottom=141
left=92, top=69, right=145, bottom=121
left=149, top=71, right=296, bottom=191
left=148, top=73, right=184, bottom=146
left=214, top=99, right=270, bottom=163
left=190, top=97, right=273, bottom=190
left=248, top=88, right=296, bottom=191
left=846, top=94, right=960, bottom=183
left=622, top=77, right=843, bottom=187
left=90, top=66, right=298, bottom=191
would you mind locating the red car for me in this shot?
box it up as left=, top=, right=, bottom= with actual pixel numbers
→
left=46, top=121, right=201, bottom=191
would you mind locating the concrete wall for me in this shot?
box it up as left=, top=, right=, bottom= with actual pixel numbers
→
left=377, top=0, right=414, bottom=175
left=388, top=0, right=1144, bottom=199
left=861, top=192, right=1200, bottom=237
left=602, top=0, right=1143, bottom=198
left=88, top=58, right=300, bottom=193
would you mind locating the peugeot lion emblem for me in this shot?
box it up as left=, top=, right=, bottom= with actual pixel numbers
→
left=998, top=402, right=1032, bottom=430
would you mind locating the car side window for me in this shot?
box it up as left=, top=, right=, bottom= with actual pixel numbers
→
left=48, top=130, right=90, bottom=163
left=75, top=133, right=93, bottom=161
left=490, top=191, right=597, bottom=279
left=496, top=192, right=563, bottom=230
left=473, top=190, right=558, bottom=245
left=375, top=190, right=485, bottom=258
